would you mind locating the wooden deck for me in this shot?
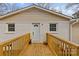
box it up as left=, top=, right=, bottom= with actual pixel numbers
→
left=19, top=44, right=55, bottom=56
left=1, top=33, right=79, bottom=56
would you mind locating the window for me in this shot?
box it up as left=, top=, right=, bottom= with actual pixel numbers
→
left=49, top=24, right=57, bottom=31
left=8, top=23, right=15, bottom=32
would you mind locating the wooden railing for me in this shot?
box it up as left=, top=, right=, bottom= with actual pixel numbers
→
left=47, top=33, right=79, bottom=56
left=0, top=33, right=30, bottom=56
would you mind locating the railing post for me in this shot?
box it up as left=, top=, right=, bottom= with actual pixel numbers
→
left=0, top=45, right=3, bottom=56
left=46, top=33, right=48, bottom=42
left=77, top=47, right=79, bottom=56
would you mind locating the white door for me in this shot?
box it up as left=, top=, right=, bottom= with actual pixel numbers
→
left=32, top=23, right=40, bottom=43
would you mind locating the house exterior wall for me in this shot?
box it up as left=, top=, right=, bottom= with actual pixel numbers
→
left=72, top=23, right=79, bottom=44
left=0, top=7, right=70, bottom=43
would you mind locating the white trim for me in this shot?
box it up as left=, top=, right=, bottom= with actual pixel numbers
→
left=71, top=19, right=79, bottom=25
left=49, top=23, right=58, bottom=33
left=5, top=31, right=15, bottom=34
left=5, top=23, right=15, bottom=34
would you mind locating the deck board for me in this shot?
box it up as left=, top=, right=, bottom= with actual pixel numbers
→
left=19, top=44, right=55, bottom=56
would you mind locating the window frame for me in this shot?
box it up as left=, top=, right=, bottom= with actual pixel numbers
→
left=49, top=23, right=58, bottom=32
left=6, top=23, right=15, bottom=33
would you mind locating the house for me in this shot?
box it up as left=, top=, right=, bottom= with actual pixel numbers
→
left=1, top=5, right=79, bottom=56
left=71, top=18, right=79, bottom=44
left=0, top=5, right=72, bottom=43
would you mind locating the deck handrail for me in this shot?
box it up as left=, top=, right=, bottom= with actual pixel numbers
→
left=0, top=33, right=30, bottom=56
left=47, top=33, right=79, bottom=56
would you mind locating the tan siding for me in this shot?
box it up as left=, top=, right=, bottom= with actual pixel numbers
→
left=72, top=23, right=79, bottom=44
left=0, top=7, right=70, bottom=42
left=1, top=7, right=69, bottom=22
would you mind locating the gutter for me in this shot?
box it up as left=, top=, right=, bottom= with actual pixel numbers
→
left=71, top=19, right=79, bottom=25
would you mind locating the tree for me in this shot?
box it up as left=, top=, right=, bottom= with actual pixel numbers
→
left=0, top=3, right=20, bottom=16
left=0, top=3, right=9, bottom=15
left=65, top=3, right=79, bottom=18
left=65, top=3, right=79, bottom=9
left=34, top=3, right=50, bottom=9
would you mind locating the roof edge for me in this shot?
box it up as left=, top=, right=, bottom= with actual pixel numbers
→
left=0, top=5, right=72, bottom=20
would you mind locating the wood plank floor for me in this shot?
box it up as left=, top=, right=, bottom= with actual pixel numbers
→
left=19, top=44, right=55, bottom=56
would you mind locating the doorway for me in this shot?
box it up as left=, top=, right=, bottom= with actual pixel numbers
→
left=31, top=23, right=41, bottom=43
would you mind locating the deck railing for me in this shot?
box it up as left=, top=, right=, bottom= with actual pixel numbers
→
left=47, top=33, right=79, bottom=56
left=0, top=33, right=30, bottom=56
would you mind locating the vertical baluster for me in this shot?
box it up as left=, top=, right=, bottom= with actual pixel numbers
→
left=11, top=43, right=13, bottom=56
left=16, top=39, right=19, bottom=55
left=62, top=43, right=65, bottom=56
left=0, top=45, right=3, bottom=56
left=9, top=44, right=12, bottom=56
left=16, top=40, right=18, bottom=55
left=5, top=46, right=7, bottom=56
left=9, top=44, right=11, bottom=56
left=19, top=38, right=22, bottom=52
left=24, top=35, right=26, bottom=46
left=22, top=36, right=24, bottom=48
left=18, top=36, right=22, bottom=55
left=5, top=46, right=8, bottom=56
left=67, top=45, right=71, bottom=56
left=16, top=39, right=18, bottom=55
left=68, top=45, right=71, bottom=56
left=64, top=44, right=66, bottom=56
left=8, top=44, right=11, bottom=56
left=22, top=36, right=25, bottom=48
left=63, top=44, right=65, bottom=56
left=65, top=44, right=68, bottom=56
left=3, top=46, right=5, bottom=56
left=4, top=46, right=8, bottom=56
left=58, top=41, right=61, bottom=56
left=12, top=42, right=14, bottom=56
left=19, top=38, right=21, bottom=51
left=66, top=45, right=69, bottom=56
left=56, top=40, right=60, bottom=55
left=17, top=38, right=20, bottom=53
left=13, top=41, right=16, bottom=56
left=19, top=38, right=21, bottom=52
left=64, top=43, right=65, bottom=56
left=6, top=45, right=9, bottom=56
left=60, top=41, right=63, bottom=56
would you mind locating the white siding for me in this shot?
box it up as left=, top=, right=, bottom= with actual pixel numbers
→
left=0, top=7, right=70, bottom=43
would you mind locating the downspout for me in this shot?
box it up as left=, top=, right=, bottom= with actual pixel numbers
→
left=69, top=22, right=72, bottom=41
left=69, top=21, right=72, bottom=41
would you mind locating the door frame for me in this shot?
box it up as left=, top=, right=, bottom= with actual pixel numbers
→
left=31, top=23, right=41, bottom=43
